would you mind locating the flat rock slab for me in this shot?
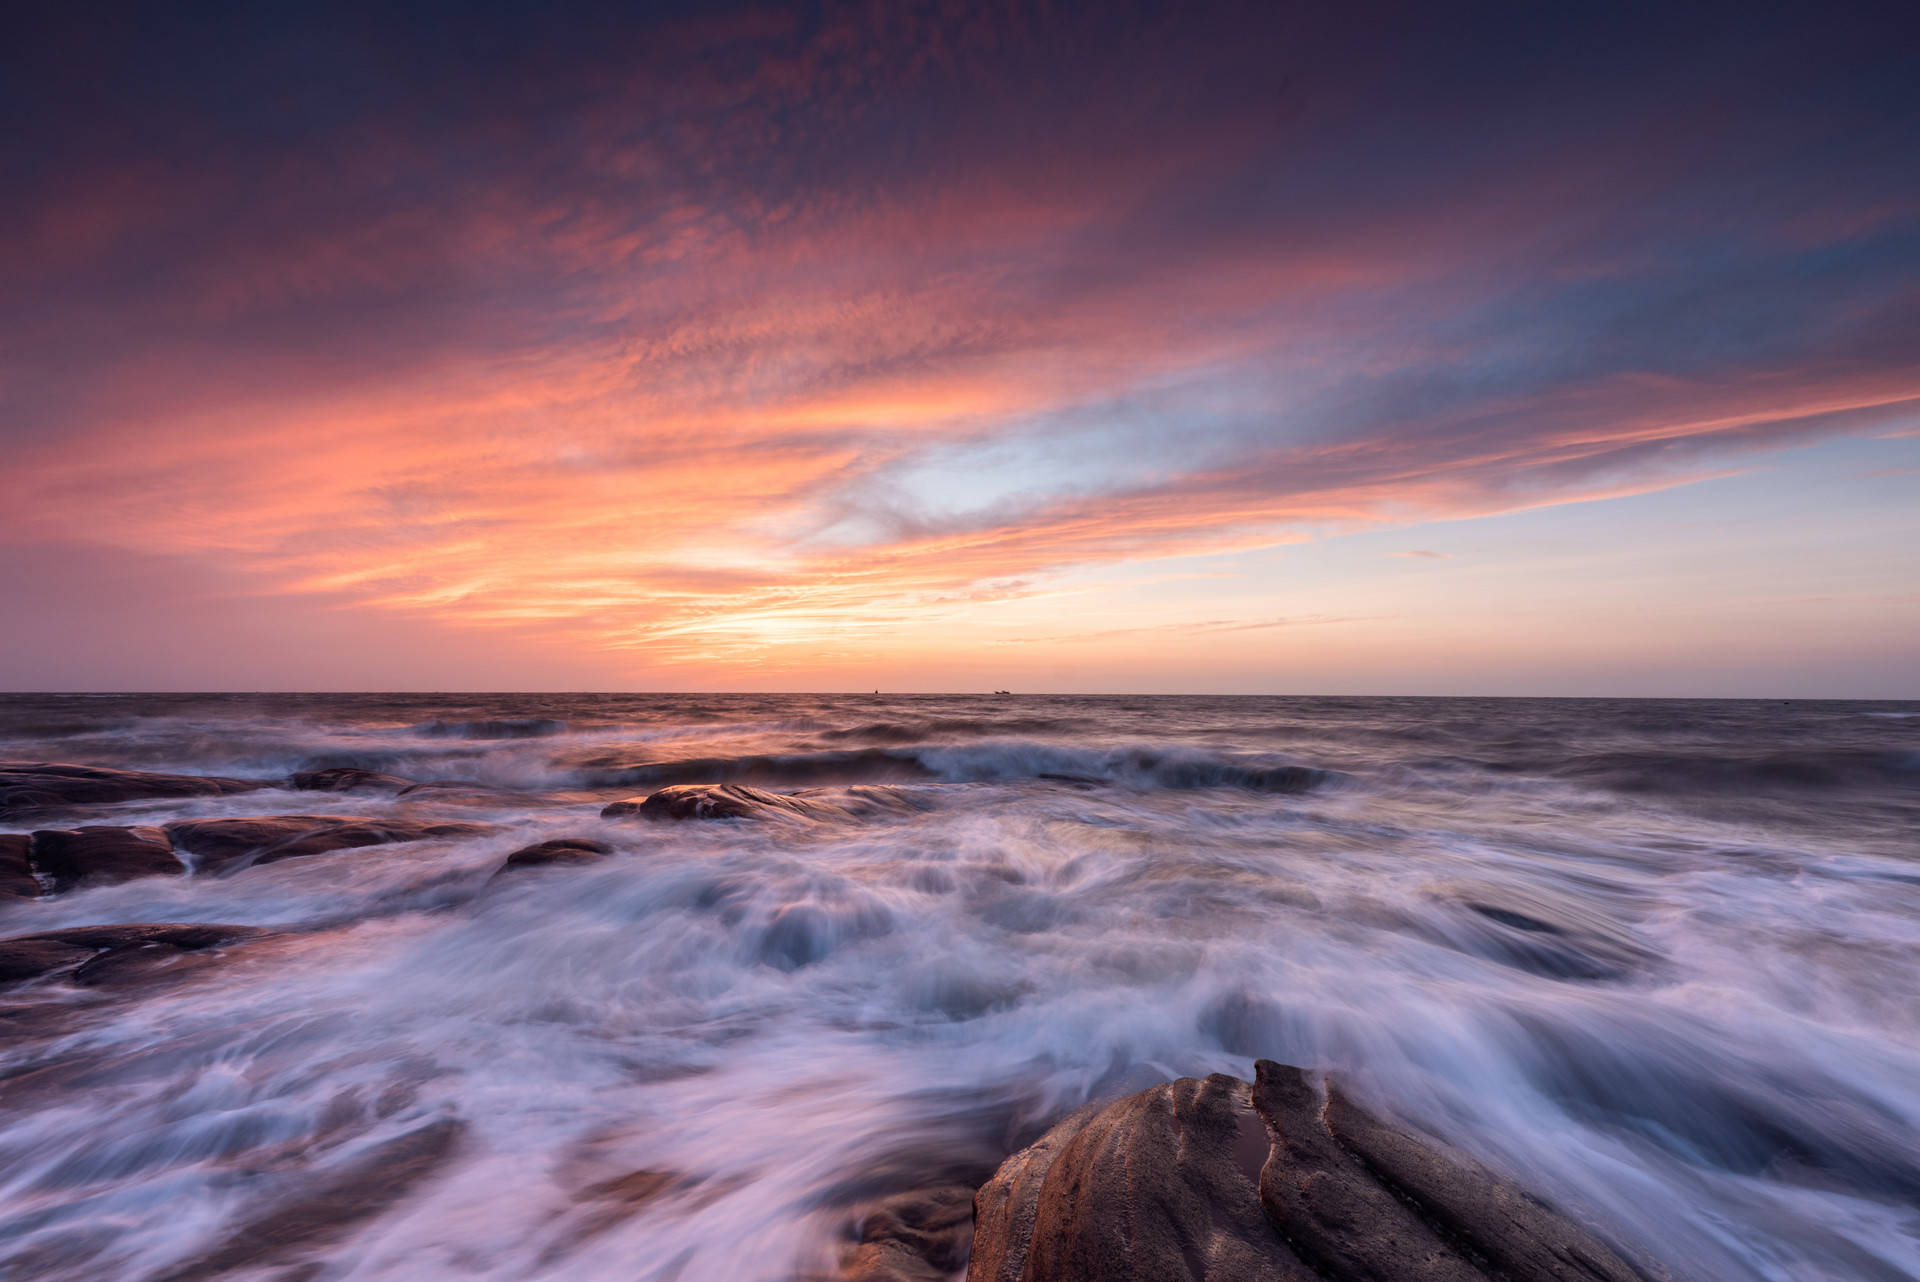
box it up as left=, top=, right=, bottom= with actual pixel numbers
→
left=164, top=816, right=494, bottom=875
left=0, top=762, right=267, bottom=815
left=24, top=826, right=182, bottom=894
left=496, top=837, right=615, bottom=875
left=603, top=782, right=930, bottom=822
left=0, top=923, right=268, bottom=987
left=968, top=1060, right=1658, bottom=1282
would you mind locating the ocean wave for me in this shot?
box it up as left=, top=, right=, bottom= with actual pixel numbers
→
left=579, top=740, right=1332, bottom=794
left=408, top=717, right=571, bottom=740
left=815, top=717, right=1094, bottom=744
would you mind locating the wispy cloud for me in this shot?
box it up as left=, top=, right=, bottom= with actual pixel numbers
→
left=3, top=1, right=1916, bottom=687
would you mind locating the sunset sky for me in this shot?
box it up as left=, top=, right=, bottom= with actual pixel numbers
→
left=4, top=1, right=1916, bottom=694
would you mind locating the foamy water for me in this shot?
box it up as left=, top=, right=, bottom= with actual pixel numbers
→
left=1, top=694, right=1917, bottom=1280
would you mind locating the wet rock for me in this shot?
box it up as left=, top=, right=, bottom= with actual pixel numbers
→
left=972, top=1073, right=1299, bottom=1282
left=287, top=767, right=416, bottom=793
left=28, top=825, right=181, bottom=893
left=0, top=761, right=267, bottom=815
left=496, top=837, right=615, bottom=874
left=0, top=833, right=38, bottom=898
left=164, top=815, right=493, bottom=875
left=968, top=1061, right=1655, bottom=1282
left=603, top=783, right=816, bottom=820
left=0, top=923, right=267, bottom=987
left=836, top=1184, right=976, bottom=1282
left=1255, top=1061, right=1651, bottom=1282
left=604, top=782, right=928, bottom=822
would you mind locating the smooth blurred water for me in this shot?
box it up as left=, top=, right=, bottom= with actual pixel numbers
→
left=1, top=693, right=1917, bottom=1281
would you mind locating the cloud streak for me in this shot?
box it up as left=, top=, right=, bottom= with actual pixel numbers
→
left=2, top=0, right=1916, bottom=689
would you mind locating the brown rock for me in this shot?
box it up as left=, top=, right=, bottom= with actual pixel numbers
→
left=496, top=837, right=615, bottom=874
left=28, top=825, right=181, bottom=893
left=838, top=1184, right=978, bottom=1282
left=967, top=1062, right=1657, bottom=1282
left=1254, top=1061, right=1650, bottom=1282
left=0, top=923, right=266, bottom=987
left=0, top=833, right=38, bottom=898
left=164, top=815, right=493, bottom=875
left=603, top=783, right=927, bottom=822
left=0, top=761, right=266, bottom=815
left=974, top=1073, right=1306, bottom=1282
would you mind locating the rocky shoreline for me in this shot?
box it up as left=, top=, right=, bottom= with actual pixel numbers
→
left=0, top=759, right=1676, bottom=1281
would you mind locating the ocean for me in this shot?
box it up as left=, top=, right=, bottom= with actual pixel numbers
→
left=1, top=693, right=1916, bottom=1280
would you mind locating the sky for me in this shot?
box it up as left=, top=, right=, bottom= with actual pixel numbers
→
left=3, top=0, right=1916, bottom=695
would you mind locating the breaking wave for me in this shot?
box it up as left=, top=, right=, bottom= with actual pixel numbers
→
left=577, top=741, right=1333, bottom=794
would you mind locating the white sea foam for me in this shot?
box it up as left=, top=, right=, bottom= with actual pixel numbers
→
left=0, top=693, right=1915, bottom=1281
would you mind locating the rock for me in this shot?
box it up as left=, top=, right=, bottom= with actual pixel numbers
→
left=28, top=825, right=181, bottom=893
left=495, top=837, right=615, bottom=875
left=0, top=761, right=267, bottom=815
left=968, top=1061, right=1655, bottom=1282
left=287, top=767, right=416, bottom=793
left=1254, top=1061, right=1652, bottom=1281
left=603, top=783, right=928, bottom=822
left=836, top=1184, right=977, bottom=1282
left=601, top=783, right=792, bottom=820
left=0, top=923, right=267, bottom=987
left=164, top=816, right=492, bottom=875
left=972, top=1073, right=1300, bottom=1282
left=0, top=833, right=39, bottom=898
left=0, top=816, right=490, bottom=894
